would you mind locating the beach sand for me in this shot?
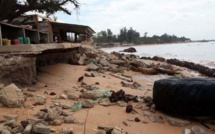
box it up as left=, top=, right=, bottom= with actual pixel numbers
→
left=0, top=62, right=213, bottom=134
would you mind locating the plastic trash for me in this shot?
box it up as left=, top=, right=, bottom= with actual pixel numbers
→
left=71, top=102, right=82, bottom=112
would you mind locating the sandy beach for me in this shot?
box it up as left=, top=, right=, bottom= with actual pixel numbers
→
left=0, top=46, right=214, bottom=134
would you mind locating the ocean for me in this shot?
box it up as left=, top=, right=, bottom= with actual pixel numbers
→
left=101, top=42, right=215, bottom=68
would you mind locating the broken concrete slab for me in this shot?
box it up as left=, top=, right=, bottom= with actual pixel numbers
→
left=0, top=84, right=25, bottom=108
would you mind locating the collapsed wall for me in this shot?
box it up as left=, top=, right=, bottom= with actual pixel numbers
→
left=0, top=55, right=36, bottom=86
left=0, top=43, right=83, bottom=86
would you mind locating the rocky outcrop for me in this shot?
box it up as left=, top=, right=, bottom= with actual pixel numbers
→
left=122, top=47, right=137, bottom=53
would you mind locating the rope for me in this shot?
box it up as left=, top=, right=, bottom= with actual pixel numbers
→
left=84, top=109, right=89, bottom=134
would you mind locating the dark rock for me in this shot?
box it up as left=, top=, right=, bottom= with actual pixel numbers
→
left=144, top=96, right=153, bottom=103
left=152, top=56, right=166, bottom=62
left=78, top=76, right=84, bottom=82
left=135, top=117, right=141, bottom=122
left=126, top=105, right=133, bottom=113
left=20, top=120, right=29, bottom=128
left=49, top=92, right=56, bottom=96
left=122, top=47, right=137, bottom=53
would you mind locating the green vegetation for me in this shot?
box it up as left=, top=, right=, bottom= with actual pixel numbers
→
left=0, top=0, right=80, bottom=21
left=93, top=27, right=191, bottom=45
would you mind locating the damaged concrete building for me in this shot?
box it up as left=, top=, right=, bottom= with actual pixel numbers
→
left=0, top=14, right=95, bottom=46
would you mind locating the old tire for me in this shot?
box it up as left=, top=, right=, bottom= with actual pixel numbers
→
left=153, top=78, right=215, bottom=117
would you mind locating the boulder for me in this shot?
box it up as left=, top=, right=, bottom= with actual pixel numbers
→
left=122, top=47, right=137, bottom=53
left=0, top=84, right=25, bottom=108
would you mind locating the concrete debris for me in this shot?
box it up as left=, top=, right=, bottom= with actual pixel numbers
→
left=149, top=114, right=164, bottom=123
left=4, top=115, right=18, bottom=121
left=0, top=84, right=25, bottom=108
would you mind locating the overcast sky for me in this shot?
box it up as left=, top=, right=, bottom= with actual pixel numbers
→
left=56, top=0, right=215, bottom=40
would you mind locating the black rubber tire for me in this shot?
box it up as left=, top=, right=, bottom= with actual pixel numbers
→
left=153, top=78, right=215, bottom=117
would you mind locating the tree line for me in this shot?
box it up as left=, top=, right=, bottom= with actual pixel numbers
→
left=93, top=27, right=191, bottom=45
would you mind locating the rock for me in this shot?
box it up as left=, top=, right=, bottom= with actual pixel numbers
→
left=0, top=83, right=4, bottom=89
left=110, top=60, right=125, bottom=65
left=82, top=99, right=94, bottom=108
left=64, top=116, right=75, bottom=124
left=65, top=91, right=80, bottom=101
left=135, top=117, right=141, bottom=122
left=152, top=56, right=166, bottom=62
left=0, top=84, right=25, bottom=108
left=126, top=105, right=133, bottom=113
left=1, top=129, right=11, bottom=134
left=4, top=119, right=16, bottom=127
left=138, top=67, right=158, bottom=75
left=59, top=103, right=73, bottom=109
left=50, top=119, right=63, bottom=126
left=97, top=130, right=106, bottom=134
left=61, top=127, right=74, bottom=134
left=149, top=114, right=164, bottom=123
left=122, top=121, right=128, bottom=126
left=83, top=90, right=111, bottom=100
left=78, top=55, right=86, bottom=65
left=49, top=92, right=56, bottom=96
left=84, top=72, right=94, bottom=77
left=117, top=101, right=127, bottom=107
left=143, top=111, right=153, bottom=117
left=36, top=111, right=46, bottom=119
left=45, top=108, right=60, bottom=121
left=122, top=47, right=137, bottom=53
left=78, top=76, right=84, bottom=82
left=144, top=96, right=153, bottom=103
left=191, top=126, right=207, bottom=134
left=35, top=96, right=46, bottom=105
left=127, top=118, right=135, bottom=122
left=4, top=115, right=18, bottom=121
left=20, top=120, right=29, bottom=128
left=166, top=117, right=190, bottom=127
left=32, top=124, right=50, bottom=134
left=86, top=64, right=99, bottom=71
left=111, top=127, right=127, bottom=134
left=99, top=98, right=111, bottom=106
left=59, top=94, right=68, bottom=99
left=184, top=128, right=192, bottom=134
left=11, top=125, right=24, bottom=134
left=98, top=126, right=114, bottom=134
left=22, top=124, right=33, bottom=134
left=100, top=59, right=110, bottom=66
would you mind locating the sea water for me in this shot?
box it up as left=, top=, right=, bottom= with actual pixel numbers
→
left=102, top=42, right=215, bottom=68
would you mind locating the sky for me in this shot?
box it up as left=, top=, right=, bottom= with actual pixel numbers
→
left=55, top=0, right=215, bottom=40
